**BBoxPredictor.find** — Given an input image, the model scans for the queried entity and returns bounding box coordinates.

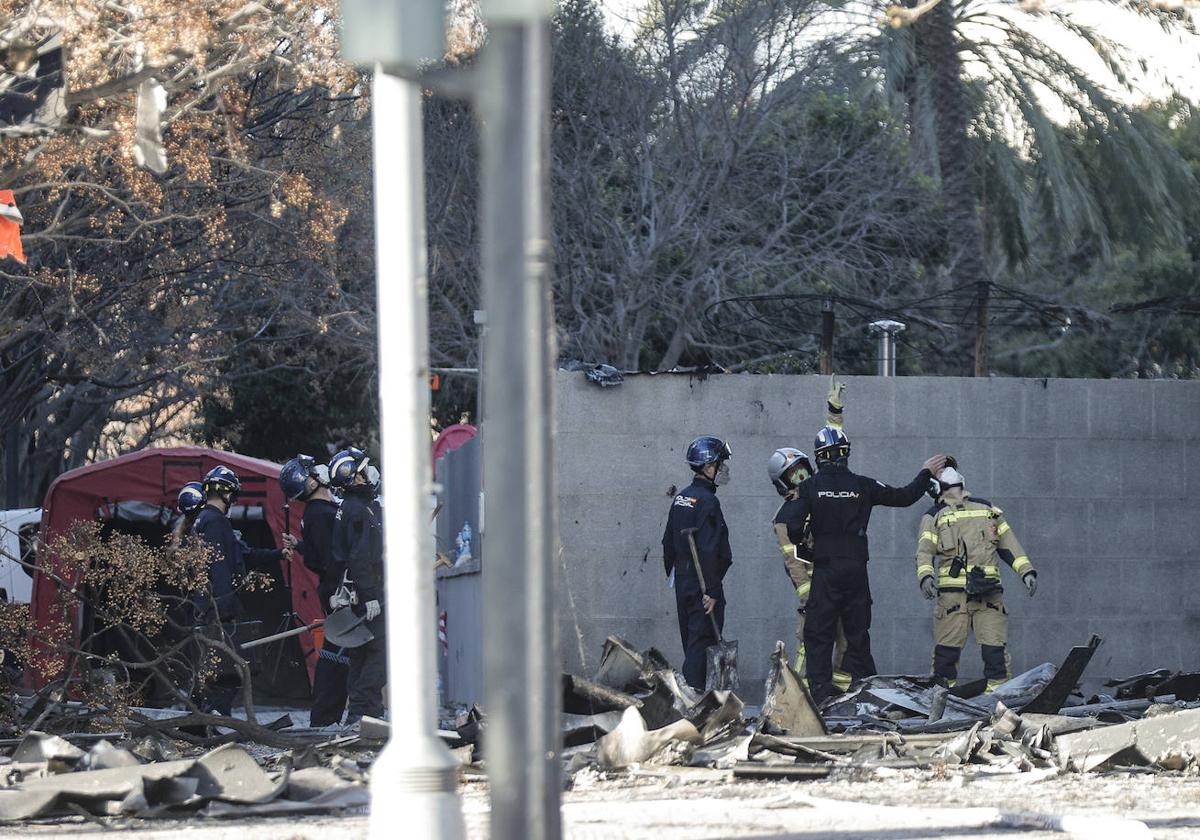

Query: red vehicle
[26,446,322,702]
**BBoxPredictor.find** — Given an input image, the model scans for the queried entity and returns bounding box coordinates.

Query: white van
[0,507,40,603]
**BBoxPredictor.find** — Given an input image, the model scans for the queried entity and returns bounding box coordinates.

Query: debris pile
[470,632,1200,786]
[0,698,386,824]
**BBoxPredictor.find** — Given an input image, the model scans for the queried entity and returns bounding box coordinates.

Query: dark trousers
[803,559,875,704]
[310,639,351,727]
[346,622,387,724]
[674,572,725,692]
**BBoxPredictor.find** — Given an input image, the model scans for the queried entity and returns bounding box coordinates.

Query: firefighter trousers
[803,558,875,704]
[794,610,850,692]
[931,589,1011,688]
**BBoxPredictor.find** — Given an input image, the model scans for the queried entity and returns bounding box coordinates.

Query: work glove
[365,599,381,621]
[827,374,845,413]
[920,576,937,600]
[1022,571,1038,597]
[329,585,353,611]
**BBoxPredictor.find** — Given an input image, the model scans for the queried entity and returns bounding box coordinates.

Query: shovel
[681,527,738,692]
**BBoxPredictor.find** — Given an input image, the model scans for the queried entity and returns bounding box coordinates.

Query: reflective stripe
[796,582,811,599]
[986,679,1004,692]
[1012,556,1032,574]
[936,509,994,525]
[916,564,934,580]
[920,530,937,544]
[996,521,1010,536]
[779,543,794,557]
[832,671,852,690]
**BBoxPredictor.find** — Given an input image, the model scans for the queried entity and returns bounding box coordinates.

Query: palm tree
[859,0,1199,372]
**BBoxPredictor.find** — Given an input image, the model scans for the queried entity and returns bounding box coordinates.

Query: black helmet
[813,426,850,465]
[202,465,241,502]
[685,436,732,470]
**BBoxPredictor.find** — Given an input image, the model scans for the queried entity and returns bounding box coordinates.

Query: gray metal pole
[869,319,905,377]
[478,19,561,840]
[367,67,465,840]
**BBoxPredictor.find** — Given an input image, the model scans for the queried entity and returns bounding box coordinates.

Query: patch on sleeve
[673,495,698,509]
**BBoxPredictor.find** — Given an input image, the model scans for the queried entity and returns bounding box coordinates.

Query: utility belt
[939,564,1002,599]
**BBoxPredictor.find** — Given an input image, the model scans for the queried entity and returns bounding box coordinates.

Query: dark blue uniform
[191,505,282,714]
[775,463,931,703]
[332,489,386,724]
[662,476,732,690]
[296,498,348,726]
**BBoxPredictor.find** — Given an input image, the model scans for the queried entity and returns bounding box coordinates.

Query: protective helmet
[685,436,732,470]
[328,447,370,488]
[279,454,329,501]
[767,447,813,496]
[177,481,207,514]
[813,426,850,464]
[202,465,241,501]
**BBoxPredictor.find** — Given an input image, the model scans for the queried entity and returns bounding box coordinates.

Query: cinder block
[1021,499,1090,558]
[1154,381,1200,441]
[1089,380,1154,439]
[1022,378,1091,438]
[956,379,1024,439]
[1186,441,1200,497]
[1121,439,1185,498]
[1056,439,1121,498]
[990,438,1055,499]
[1088,499,1149,559]
[895,379,956,438]
[835,376,896,437]
[1154,500,1192,557]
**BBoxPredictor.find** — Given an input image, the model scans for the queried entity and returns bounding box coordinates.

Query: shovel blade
[704,640,739,693]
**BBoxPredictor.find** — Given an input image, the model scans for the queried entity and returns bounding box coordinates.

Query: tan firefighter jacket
[915,494,1033,591]
[774,505,814,602]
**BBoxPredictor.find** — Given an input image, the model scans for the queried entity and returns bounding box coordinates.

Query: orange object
[0,190,26,264]
[311,625,325,650]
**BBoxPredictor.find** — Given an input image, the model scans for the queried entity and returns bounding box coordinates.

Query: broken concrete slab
[685,689,745,743]
[759,641,825,737]
[1054,706,1200,772]
[1021,635,1102,715]
[593,636,648,691]
[596,706,702,770]
[563,674,640,715]
[11,732,84,766]
[0,743,282,821]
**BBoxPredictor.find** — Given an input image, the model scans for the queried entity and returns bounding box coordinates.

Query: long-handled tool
[681,527,738,693]
[240,618,323,650]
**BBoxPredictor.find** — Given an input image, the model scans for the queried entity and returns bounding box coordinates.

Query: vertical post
[974,280,989,377]
[869,320,906,377]
[5,424,19,509]
[368,69,465,840]
[478,12,560,840]
[819,299,834,376]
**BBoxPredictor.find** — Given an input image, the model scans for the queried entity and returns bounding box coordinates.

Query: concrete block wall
[555,372,1200,699]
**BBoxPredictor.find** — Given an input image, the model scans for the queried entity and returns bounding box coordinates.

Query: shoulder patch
[673,495,698,509]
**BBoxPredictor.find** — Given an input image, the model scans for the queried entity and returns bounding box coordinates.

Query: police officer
[192,465,291,714]
[280,455,348,727]
[329,447,386,726]
[776,430,944,704]
[662,436,732,691]
[915,464,1036,691]
[765,375,850,688]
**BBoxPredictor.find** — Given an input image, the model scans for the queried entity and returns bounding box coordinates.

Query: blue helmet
[686,436,732,470]
[203,465,241,500]
[280,455,316,500]
[814,427,850,464]
[177,481,207,514]
[328,447,369,488]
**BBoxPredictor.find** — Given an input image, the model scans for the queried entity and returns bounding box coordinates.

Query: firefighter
[766,375,848,690]
[776,430,944,704]
[662,436,732,691]
[280,455,348,727]
[915,464,1037,691]
[329,447,386,726]
[191,465,291,714]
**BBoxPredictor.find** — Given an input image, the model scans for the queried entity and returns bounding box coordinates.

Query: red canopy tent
[27,446,322,694]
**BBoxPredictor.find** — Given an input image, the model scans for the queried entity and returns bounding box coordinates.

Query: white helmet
[767,447,813,496]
